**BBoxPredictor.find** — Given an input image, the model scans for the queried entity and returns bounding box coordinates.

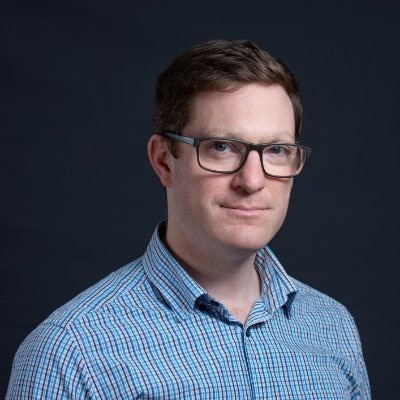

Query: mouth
[220,204,268,216]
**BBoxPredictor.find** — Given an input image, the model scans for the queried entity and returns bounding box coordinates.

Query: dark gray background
[1,1,399,398]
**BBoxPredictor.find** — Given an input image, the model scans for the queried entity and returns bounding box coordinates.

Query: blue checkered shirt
[7,224,371,399]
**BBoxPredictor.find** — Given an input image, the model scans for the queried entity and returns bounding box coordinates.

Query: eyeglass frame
[162,131,312,178]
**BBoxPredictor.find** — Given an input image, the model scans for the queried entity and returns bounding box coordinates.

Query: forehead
[185,83,295,142]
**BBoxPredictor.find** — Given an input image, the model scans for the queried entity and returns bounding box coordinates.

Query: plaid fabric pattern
[7,224,371,399]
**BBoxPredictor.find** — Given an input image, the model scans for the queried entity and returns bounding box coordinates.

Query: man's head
[153,39,302,141]
[148,40,308,265]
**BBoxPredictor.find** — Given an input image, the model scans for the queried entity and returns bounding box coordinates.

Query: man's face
[164,83,295,260]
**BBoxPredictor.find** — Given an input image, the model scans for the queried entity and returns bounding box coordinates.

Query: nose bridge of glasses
[240,143,265,171]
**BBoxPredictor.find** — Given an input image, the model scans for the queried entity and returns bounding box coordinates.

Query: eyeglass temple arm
[164,132,195,146]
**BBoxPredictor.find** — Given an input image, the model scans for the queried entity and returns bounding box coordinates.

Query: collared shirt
[7,224,371,399]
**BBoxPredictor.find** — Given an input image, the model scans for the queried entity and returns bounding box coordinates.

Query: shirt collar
[142,222,298,320]
[142,223,207,320]
[255,246,298,316]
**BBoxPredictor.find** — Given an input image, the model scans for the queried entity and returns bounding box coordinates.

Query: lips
[221,204,267,211]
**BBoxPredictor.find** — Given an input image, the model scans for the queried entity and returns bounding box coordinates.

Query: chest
[77,310,359,399]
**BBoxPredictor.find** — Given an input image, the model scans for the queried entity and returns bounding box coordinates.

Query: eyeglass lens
[198,139,305,176]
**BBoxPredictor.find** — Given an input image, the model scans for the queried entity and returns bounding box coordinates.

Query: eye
[212,141,231,152]
[201,139,245,159]
[208,140,241,153]
[266,145,288,155]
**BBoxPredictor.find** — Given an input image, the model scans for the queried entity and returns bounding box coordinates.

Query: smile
[221,205,267,216]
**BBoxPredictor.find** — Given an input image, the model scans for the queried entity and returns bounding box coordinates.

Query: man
[7,39,371,399]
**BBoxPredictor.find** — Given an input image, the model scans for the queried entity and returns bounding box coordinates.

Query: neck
[164,232,261,324]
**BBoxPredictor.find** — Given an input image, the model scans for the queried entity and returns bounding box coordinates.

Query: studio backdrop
[1,1,399,398]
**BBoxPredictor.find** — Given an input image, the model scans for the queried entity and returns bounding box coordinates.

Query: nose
[231,150,266,193]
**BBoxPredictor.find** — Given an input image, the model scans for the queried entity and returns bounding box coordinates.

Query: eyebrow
[203,129,295,143]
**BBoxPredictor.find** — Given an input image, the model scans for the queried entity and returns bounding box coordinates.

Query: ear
[147,135,173,188]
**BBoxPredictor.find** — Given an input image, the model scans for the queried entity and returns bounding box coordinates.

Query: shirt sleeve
[346,314,372,400]
[357,352,371,400]
[6,322,97,399]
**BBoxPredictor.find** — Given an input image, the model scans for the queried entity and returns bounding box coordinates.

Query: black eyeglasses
[163,132,311,178]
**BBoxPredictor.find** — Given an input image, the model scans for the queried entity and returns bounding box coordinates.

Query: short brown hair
[154,39,302,140]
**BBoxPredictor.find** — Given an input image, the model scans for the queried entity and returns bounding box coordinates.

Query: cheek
[180,178,216,210]
[172,168,207,210]
[278,178,293,195]
[271,180,293,210]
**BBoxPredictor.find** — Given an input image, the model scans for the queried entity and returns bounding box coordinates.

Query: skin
[148,83,295,323]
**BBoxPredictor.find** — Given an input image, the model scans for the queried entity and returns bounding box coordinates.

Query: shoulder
[7,257,149,398]
[15,256,149,356]
[45,257,147,328]
[291,278,356,320]
[16,255,149,343]
[289,278,362,345]
[292,278,351,314]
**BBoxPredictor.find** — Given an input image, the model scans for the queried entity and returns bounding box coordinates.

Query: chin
[220,227,273,253]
